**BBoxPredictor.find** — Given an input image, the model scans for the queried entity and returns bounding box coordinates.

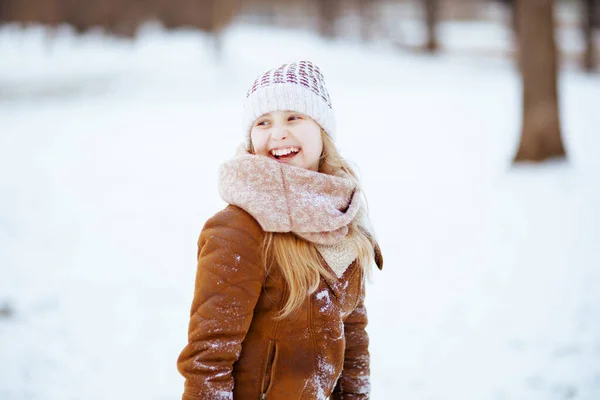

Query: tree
[424,0,439,52]
[513,0,566,163]
[582,0,598,71]
[356,0,371,41]
[317,0,339,39]
[498,0,518,37]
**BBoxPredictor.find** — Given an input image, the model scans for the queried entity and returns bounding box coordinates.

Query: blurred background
[1,0,599,399]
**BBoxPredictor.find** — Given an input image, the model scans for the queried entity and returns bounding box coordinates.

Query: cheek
[250,131,268,154]
[315,138,324,156]
[305,131,323,156]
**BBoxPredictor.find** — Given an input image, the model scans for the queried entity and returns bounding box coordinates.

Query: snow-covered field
[1,16,599,400]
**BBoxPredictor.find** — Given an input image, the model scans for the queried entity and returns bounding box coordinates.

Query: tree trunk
[317,0,338,39]
[582,0,597,71]
[513,0,566,163]
[424,0,439,52]
[504,0,519,66]
[0,0,9,22]
[357,0,375,42]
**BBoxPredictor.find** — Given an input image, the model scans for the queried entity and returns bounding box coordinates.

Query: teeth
[271,147,299,157]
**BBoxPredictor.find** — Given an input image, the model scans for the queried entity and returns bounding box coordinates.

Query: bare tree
[317,0,339,39]
[582,0,598,71]
[498,0,518,37]
[356,0,376,41]
[209,0,238,57]
[513,0,566,162]
[0,0,9,22]
[424,0,439,52]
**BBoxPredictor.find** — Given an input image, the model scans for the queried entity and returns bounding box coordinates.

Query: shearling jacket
[177,205,378,399]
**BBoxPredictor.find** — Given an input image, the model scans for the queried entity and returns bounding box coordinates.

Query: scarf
[218,152,383,276]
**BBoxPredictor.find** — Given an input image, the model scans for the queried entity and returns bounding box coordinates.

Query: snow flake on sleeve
[214,390,233,400]
[352,375,371,395]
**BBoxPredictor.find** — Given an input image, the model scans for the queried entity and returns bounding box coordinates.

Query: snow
[1,12,600,400]
[313,355,337,400]
[316,290,329,302]
[316,289,333,313]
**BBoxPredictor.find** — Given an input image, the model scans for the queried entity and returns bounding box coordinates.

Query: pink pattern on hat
[246,61,332,109]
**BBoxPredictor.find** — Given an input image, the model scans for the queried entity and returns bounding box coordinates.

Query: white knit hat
[243,60,336,141]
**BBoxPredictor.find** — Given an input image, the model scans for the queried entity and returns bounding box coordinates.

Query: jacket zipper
[259,339,277,399]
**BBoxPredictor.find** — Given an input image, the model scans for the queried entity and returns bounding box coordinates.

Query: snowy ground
[1,16,599,400]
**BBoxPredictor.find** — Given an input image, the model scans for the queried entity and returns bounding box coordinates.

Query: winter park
[1,0,600,399]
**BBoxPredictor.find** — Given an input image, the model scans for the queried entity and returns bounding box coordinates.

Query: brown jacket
[177,205,376,400]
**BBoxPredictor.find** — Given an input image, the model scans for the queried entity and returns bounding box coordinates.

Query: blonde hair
[249,131,374,319]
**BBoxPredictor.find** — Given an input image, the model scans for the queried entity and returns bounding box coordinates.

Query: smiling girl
[177,60,383,400]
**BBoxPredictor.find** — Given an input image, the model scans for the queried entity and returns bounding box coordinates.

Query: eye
[256,120,270,127]
[288,115,303,121]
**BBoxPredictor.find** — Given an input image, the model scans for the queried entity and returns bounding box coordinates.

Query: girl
[177,60,383,400]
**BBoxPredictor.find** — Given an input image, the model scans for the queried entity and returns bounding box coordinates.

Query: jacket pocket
[259,339,278,399]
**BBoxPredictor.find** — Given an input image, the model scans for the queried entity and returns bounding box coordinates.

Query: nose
[270,125,288,141]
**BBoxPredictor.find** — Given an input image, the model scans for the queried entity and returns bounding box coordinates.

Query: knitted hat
[243,60,336,141]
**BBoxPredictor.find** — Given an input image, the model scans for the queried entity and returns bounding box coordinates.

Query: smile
[270,147,300,159]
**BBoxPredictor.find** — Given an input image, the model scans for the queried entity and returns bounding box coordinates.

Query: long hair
[249,131,375,319]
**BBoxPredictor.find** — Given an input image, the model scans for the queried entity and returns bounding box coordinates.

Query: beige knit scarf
[218,152,367,277]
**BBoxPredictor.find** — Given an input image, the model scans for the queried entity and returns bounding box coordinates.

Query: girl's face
[250,110,323,172]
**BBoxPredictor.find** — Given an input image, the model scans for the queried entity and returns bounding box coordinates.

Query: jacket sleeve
[177,207,265,400]
[331,286,371,400]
